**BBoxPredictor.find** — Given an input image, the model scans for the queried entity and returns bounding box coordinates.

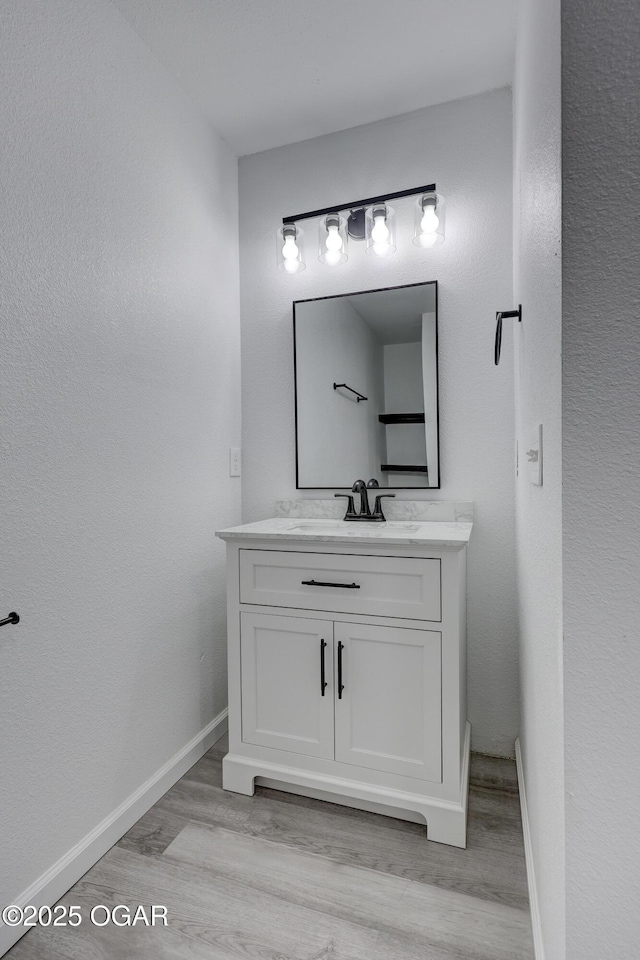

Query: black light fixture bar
[283,183,436,225]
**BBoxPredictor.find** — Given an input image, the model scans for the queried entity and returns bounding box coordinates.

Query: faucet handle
[371,493,396,521]
[334,493,358,520]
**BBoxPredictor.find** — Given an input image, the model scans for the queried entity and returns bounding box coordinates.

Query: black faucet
[334,491,358,519]
[335,480,396,522]
[335,479,368,520]
[351,479,370,518]
[370,492,395,521]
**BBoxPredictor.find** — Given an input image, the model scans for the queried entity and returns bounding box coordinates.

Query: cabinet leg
[222,755,256,796]
[425,806,468,849]
[423,722,471,848]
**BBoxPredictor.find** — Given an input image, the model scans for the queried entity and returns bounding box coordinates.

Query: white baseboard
[0,708,228,958]
[515,738,545,960]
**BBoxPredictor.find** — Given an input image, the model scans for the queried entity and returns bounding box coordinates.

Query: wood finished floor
[8,735,534,959]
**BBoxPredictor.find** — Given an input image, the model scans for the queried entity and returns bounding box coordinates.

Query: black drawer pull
[337,641,345,699]
[320,639,328,696]
[301,579,361,590]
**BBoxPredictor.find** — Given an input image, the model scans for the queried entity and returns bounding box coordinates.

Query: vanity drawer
[239,550,441,621]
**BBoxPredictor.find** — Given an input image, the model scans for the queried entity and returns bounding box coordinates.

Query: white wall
[239,89,518,755]
[512,0,564,957]
[562,0,640,955]
[295,298,385,486]
[0,0,240,925]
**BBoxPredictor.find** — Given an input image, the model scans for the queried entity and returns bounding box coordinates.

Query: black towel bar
[333,382,367,402]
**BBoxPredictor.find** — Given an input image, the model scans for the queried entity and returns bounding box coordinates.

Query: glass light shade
[277,223,305,274]
[413,192,445,247]
[318,213,348,266]
[365,203,396,257]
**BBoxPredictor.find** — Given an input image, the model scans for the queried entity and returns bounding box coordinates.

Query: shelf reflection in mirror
[294,281,439,489]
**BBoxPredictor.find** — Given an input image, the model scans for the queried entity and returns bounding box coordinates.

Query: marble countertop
[216,517,473,548]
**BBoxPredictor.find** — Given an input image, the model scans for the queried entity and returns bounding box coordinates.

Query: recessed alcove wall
[239,88,517,756]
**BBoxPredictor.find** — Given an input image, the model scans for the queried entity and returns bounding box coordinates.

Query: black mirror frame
[293,279,440,490]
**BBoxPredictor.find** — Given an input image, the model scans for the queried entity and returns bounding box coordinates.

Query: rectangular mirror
[294,281,439,489]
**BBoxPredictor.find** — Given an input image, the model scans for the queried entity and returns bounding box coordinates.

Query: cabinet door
[240,612,334,759]
[334,622,442,782]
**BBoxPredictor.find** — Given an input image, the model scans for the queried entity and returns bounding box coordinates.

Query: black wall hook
[494,305,522,365]
[0,612,19,627]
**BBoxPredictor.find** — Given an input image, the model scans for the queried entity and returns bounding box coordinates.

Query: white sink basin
[286,520,422,534]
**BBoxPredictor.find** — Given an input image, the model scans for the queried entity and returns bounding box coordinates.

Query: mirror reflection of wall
[294,281,439,488]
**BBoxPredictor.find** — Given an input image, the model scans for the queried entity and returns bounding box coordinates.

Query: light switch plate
[229,447,241,477]
[526,425,543,486]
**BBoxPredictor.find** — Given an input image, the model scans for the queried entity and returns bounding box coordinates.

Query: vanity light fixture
[413,191,445,248]
[278,182,444,274]
[365,203,396,257]
[318,213,348,266]
[276,222,305,274]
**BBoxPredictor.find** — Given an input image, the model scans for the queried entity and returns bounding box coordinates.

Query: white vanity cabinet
[240,612,335,759]
[240,612,442,779]
[332,620,442,782]
[216,519,472,847]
